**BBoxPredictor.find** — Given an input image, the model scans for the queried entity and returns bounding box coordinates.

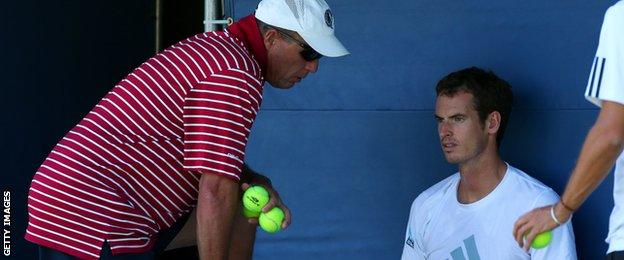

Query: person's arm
[225,164,274,260]
[514,101,624,250]
[560,101,624,214]
[227,203,257,260]
[196,173,239,260]
[183,69,261,259]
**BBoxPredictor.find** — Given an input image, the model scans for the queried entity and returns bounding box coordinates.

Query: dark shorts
[38,213,198,260]
[607,251,624,260]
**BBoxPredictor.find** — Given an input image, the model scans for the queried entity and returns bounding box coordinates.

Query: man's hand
[241,181,292,230]
[513,203,571,251]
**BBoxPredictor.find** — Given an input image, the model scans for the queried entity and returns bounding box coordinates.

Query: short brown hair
[436,67,514,147]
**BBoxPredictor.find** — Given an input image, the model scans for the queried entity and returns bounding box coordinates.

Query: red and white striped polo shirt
[25,15,267,259]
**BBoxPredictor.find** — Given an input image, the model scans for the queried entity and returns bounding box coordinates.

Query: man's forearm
[559,102,624,218]
[227,205,258,260]
[196,173,239,260]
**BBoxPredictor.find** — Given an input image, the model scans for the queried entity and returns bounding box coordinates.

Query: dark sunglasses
[268,26,322,61]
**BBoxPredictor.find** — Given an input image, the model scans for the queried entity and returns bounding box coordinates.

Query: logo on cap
[324,9,333,29]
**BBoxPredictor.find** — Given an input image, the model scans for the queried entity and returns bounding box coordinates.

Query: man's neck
[457,150,507,204]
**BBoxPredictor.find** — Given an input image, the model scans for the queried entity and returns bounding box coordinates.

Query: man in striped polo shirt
[25,0,349,259]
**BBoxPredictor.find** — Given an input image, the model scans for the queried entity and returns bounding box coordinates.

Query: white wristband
[550,205,563,225]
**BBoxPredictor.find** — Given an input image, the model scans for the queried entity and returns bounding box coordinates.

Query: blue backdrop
[1,0,618,259]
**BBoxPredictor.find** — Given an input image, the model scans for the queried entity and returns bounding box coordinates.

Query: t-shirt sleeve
[182,69,256,181]
[401,195,427,260]
[529,190,578,260]
[585,3,624,107]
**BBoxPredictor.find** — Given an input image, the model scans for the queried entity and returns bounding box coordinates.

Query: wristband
[560,199,576,212]
[550,205,563,225]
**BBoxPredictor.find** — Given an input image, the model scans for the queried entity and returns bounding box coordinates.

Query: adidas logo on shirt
[449,235,481,260]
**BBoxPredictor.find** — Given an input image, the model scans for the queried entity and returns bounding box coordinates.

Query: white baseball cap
[255,0,349,57]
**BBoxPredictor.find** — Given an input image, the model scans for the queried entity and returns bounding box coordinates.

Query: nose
[305,59,319,73]
[438,121,452,138]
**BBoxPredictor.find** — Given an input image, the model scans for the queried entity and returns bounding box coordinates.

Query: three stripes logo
[448,235,481,260]
[586,56,607,99]
[405,229,415,249]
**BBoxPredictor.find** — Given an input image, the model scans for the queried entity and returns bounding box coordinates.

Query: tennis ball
[242,186,269,213]
[259,207,285,233]
[242,206,260,218]
[531,231,552,249]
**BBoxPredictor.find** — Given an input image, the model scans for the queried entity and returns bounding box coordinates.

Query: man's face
[264,29,320,89]
[435,91,489,164]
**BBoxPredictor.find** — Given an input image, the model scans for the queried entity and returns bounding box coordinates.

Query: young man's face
[265,30,320,89]
[435,91,489,165]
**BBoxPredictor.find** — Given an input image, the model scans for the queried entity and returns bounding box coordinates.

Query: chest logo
[449,235,481,260]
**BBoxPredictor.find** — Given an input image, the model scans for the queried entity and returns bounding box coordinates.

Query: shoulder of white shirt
[608,1,624,17]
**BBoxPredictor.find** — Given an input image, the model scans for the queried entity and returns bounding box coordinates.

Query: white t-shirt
[584,1,624,254]
[401,164,577,260]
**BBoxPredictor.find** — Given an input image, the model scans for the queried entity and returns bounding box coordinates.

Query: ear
[486,111,501,135]
[262,29,279,49]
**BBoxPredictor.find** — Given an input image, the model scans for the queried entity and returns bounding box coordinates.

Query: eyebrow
[434,113,466,120]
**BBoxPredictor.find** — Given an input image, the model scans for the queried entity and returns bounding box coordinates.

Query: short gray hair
[256,18,298,41]
[256,19,271,34]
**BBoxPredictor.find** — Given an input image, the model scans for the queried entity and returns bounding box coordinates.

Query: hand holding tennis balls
[513,204,568,251]
[240,183,291,233]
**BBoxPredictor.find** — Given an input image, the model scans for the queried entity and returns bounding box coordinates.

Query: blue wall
[238,0,617,259]
[1,0,618,259]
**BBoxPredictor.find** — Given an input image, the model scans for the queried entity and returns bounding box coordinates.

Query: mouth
[441,141,458,152]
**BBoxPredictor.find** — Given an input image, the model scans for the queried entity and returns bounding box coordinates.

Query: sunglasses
[268,26,322,61]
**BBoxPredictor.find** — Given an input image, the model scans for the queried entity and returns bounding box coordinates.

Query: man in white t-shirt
[514,2,624,259]
[401,67,577,259]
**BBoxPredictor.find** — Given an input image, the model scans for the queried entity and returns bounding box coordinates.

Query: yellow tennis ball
[531,231,552,249]
[242,186,269,213]
[259,207,285,233]
[242,206,260,218]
